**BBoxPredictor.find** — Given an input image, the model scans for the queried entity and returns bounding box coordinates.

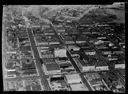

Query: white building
[54,48,67,57]
[68,45,80,51]
[70,83,89,91]
[65,74,82,84]
[115,64,125,69]
[76,58,95,72]
[85,51,96,55]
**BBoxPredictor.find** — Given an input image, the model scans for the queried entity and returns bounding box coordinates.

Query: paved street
[27,27,51,91]
[2,11,8,91]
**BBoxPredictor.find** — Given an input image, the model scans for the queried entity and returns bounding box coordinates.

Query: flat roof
[78,58,95,66]
[59,63,72,67]
[45,63,60,71]
[65,73,81,80]
[95,60,108,66]
[70,83,88,91]
[54,48,67,57]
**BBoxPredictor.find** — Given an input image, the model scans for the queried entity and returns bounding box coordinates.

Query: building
[84,73,109,91]
[65,74,82,84]
[95,60,109,71]
[74,57,95,72]
[35,35,48,46]
[67,45,80,51]
[49,76,69,91]
[63,35,74,44]
[38,48,54,58]
[84,50,96,56]
[70,83,89,91]
[55,58,76,74]
[48,35,60,45]
[54,48,67,58]
[43,61,61,75]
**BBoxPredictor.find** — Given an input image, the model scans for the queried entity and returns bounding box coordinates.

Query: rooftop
[45,63,60,71]
[54,48,67,57]
[70,83,88,91]
[65,73,81,80]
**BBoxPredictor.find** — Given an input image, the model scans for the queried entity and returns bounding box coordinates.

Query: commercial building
[42,59,61,75]
[34,35,48,46]
[84,73,109,91]
[49,75,69,91]
[95,59,109,71]
[38,48,54,58]
[54,48,67,58]
[75,57,95,72]
[48,35,60,45]
[67,45,80,51]
[6,80,25,91]
[24,79,43,91]
[65,73,82,84]
[55,58,76,74]
[70,83,89,91]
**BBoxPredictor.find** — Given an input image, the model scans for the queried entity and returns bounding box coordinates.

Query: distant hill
[4,5,125,24]
[79,4,125,24]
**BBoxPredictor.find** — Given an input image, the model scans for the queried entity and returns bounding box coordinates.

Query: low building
[75,57,95,72]
[70,83,89,91]
[95,60,109,71]
[67,45,80,51]
[43,62,61,75]
[48,35,60,45]
[42,25,50,28]
[114,60,125,69]
[65,74,82,84]
[63,35,74,44]
[38,48,54,58]
[49,76,69,91]
[84,50,96,56]
[35,35,48,46]
[55,58,76,74]
[54,48,67,58]
[84,73,109,91]
[115,64,125,69]
[6,51,17,54]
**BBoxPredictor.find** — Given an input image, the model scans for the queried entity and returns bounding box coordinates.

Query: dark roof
[45,63,60,71]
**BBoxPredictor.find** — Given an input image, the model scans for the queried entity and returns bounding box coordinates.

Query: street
[27,27,51,91]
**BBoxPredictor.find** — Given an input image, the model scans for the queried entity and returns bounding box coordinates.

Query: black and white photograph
[2,3,125,92]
